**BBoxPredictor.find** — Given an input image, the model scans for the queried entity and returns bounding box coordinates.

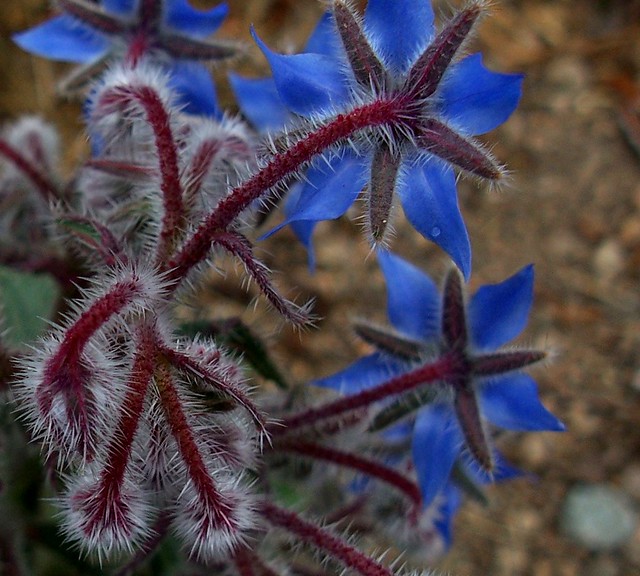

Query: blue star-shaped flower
[315,251,564,504]
[13,0,235,116]
[248,0,523,278]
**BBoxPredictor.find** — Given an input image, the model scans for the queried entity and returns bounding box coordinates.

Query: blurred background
[2,1,640,574]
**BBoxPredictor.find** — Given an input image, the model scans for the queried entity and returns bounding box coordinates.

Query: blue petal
[440,53,524,135]
[465,451,523,484]
[376,250,440,340]
[268,153,367,231]
[283,184,319,272]
[397,160,471,279]
[103,0,135,16]
[313,353,407,395]
[364,0,434,72]
[433,483,462,548]
[413,405,461,506]
[252,28,350,117]
[167,61,219,117]
[229,75,289,132]
[469,264,534,349]
[305,12,340,57]
[13,15,109,63]
[165,1,228,38]
[480,373,566,432]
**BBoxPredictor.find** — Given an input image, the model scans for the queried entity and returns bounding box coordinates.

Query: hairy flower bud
[15,263,167,463]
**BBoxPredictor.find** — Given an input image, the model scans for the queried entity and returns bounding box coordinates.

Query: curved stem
[0,138,60,202]
[258,502,393,576]
[166,98,403,282]
[274,355,454,435]
[275,440,422,512]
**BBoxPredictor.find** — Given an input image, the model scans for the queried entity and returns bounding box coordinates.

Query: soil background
[2,1,640,575]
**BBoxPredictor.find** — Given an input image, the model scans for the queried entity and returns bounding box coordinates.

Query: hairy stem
[275,440,422,512]
[167,98,403,282]
[259,502,393,576]
[274,355,455,435]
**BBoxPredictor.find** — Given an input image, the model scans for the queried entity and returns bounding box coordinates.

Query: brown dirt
[3,1,640,575]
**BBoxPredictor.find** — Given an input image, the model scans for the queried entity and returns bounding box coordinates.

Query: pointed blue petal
[282,184,319,272]
[465,451,523,484]
[480,373,566,432]
[289,219,318,273]
[364,0,434,72]
[376,250,440,340]
[398,160,471,279]
[413,405,461,506]
[313,353,407,395]
[469,264,534,349]
[305,12,340,57]
[433,483,462,548]
[13,15,109,63]
[229,74,289,132]
[167,61,219,117]
[165,1,228,38]
[103,0,135,16]
[252,28,350,117]
[440,53,524,135]
[273,153,367,227]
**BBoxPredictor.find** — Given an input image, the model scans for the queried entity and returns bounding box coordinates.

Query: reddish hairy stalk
[184,138,223,206]
[273,354,455,435]
[258,502,393,576]
[36,275,145,445]
[129,86,185,264]
[166,98,403,282]
[275,440,422,513]
[160,342,268,436]
[212,231,310,326]
[155,361,236,530]
[0,138,60,201]
[84,158,155,180]
[51,277,142,364]
[81,325,155,536]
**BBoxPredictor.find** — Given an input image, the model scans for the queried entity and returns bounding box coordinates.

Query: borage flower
[14,0,236,115]
[251,0,523,277]
[315,251,564,504]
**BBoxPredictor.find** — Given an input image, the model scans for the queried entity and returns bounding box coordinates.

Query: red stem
[160,341,268,435]
[129,85,185,265]
[0,138,60,202]
[274,354,454,435]
[53,277,142,364]
[166,98,403,282]
[275,440,422,513]
[258,502,393,576]
[84,325,156,533]
[156,360,235,528]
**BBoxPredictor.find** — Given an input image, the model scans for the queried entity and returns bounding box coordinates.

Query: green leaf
[0,266,60,346]
[57,217,102,249]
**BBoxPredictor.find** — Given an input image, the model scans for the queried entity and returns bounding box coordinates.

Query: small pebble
[593,239,625,281]
[560,484,638,551]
